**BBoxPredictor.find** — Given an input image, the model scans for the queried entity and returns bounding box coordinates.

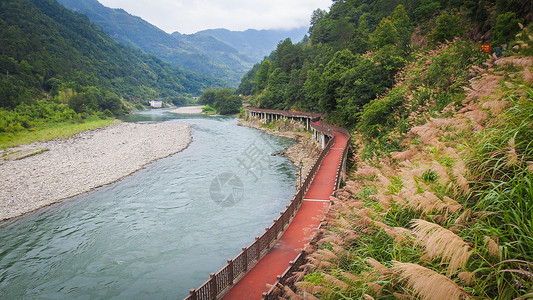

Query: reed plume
[282,285,302,300]
[306,256,334,270]
[341,272,362,283]
[393,262,470,300]
[411,219,472,275]
[457,272,475,285]
[506,138,519,166]
[295,281,322,295]
[483,236,501,257]
[301,292,320,300]
[393,292,415,299]
[318,232,346,246]
[527,161,533,173]
[366,257,392,275]
[322,273,350,292]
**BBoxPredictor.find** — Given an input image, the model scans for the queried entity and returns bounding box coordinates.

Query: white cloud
[97,0,331,34]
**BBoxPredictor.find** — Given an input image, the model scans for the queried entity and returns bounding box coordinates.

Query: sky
[97,0,332,34]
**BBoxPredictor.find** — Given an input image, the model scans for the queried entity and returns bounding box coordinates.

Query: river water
[0,110,297,299]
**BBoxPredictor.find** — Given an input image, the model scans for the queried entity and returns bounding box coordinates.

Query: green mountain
[239,0,532,127]
[0,0,223,115]
[188,27,309,63]
[56,0,308,87]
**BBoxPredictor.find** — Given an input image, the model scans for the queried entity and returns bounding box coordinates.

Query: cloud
[97,0,331,34]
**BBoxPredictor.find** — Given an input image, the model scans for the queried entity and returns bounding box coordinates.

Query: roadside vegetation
[0,117,115,149]
[274,23,533,300]
[230,0,533,299]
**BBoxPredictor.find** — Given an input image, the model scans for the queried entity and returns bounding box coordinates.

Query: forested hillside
[239,0,532,127]
[0,0,221,135]
[235,0,533,299]
[56,0,255,87]
[193,27,308,62]
[56,0,308,87]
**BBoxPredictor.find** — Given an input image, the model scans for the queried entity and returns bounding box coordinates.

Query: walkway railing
[261,124,351,299]
[185,108,349,300]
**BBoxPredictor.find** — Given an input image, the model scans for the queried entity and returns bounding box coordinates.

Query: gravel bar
[0,122,191,221]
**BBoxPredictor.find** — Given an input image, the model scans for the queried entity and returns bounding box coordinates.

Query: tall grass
[463,83,533,297]
[0,117,115,149]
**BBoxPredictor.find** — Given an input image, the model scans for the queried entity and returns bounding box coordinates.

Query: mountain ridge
[57,0,308,87]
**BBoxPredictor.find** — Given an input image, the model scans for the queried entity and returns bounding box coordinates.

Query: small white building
[149,100,163,108]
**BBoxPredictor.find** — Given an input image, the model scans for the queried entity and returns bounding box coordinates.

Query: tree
[199,88,242,115]
[254,59,272,93]
[390,5,412,51]
[428,10,467,43]
[370,18,399,49]
[199,89,216,105]
[217,94,241,115]
[309,8,327,35]
[492,12,523,47]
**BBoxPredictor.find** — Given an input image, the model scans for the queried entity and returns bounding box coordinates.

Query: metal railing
[245,107,327,119]
[185,132,334,300]
[185,109,350,300]
[262,123,351,299]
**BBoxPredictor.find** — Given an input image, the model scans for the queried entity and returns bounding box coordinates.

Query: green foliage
[413,1,441,23]
[0,116,113,149]
[462,84,533,297]
[428,10,468,43]
[0,0,215,116]
[0,99,80,134]
[370,5,411,53]
[492,12,523,47]
[199,88,242,115]
[199,89,216,106]
[510,24,533,56]
[421,169,438,183]
[201,104,217,114]
[358,87,407,137]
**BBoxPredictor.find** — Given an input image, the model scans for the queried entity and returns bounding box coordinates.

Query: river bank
[169,105,205,114]
[0,122,191,221]
[238,117,321,185]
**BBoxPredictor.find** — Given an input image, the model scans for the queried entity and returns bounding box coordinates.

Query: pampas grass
[366,257,392,275]
[322,274,350,292]
[483,236,501,257]
[282,285,302,300]
[457,272,475,284]
[393,262,469,300]
[341,272,362,283]
[411,219,472,275]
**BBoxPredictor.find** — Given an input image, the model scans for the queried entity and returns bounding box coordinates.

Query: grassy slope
[289,36,533,299]
[0,117,115,149]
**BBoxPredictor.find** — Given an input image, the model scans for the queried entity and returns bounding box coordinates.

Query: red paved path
[222,130,348,299]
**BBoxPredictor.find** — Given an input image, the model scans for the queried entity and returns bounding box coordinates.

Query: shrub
[358,86,407,137]
[428,11,467,44]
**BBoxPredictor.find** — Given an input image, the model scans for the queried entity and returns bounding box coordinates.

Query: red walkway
[222,131,348,299]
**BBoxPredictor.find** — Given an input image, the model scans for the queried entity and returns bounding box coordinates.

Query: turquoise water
[0,110,297,299]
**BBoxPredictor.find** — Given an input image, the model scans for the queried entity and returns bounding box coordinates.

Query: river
[0,109,297,299]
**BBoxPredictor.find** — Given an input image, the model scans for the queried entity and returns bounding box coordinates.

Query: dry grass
[411,219,472,275]
[393,262,470,300]
[366,257,392,275]
[457,271,475,285]
[483,236,501,257]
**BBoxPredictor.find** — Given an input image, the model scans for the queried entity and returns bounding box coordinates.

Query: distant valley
[57,0,308,87]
